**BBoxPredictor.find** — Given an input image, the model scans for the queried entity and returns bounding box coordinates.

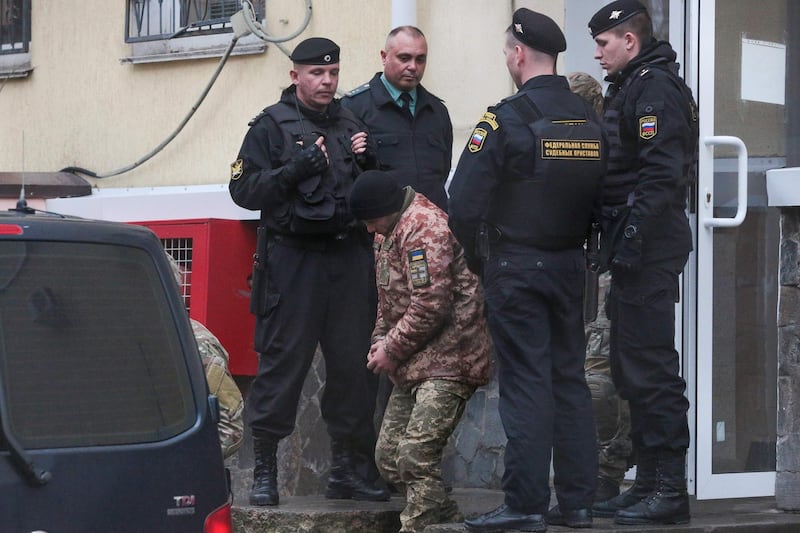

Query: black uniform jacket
[342,73,453,211]
[448,75,605,269]
[230,86,374,235]
[602,40,696,265]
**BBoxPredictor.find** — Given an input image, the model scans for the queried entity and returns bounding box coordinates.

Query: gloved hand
[611,235,643,272]
[279,143,328,188]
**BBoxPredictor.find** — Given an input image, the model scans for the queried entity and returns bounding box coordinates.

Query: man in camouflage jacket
[349,170,492,533]
[191,319,244,459]
[166,252,244,459]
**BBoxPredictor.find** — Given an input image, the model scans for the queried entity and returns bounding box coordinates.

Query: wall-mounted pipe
[392,0,416,28]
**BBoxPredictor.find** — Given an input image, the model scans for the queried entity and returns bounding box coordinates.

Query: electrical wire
[62,0,314,179]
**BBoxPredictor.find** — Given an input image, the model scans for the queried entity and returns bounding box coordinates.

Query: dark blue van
[0,210,232,533]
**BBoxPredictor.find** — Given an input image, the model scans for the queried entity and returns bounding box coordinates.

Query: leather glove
[611,234,643,272]
[279,143,328,188]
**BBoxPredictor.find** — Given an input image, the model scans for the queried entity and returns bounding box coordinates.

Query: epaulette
[248,107,271,126]
[344,83,371,98]
[494,91,525,110]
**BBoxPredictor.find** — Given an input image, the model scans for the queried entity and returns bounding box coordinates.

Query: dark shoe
[593,449,657,518]
[440,498,465,523]
[614,449,690,525]
[249,435,279,506]
[325,440,390,501]
[594,476,620,503]
[547,505,592,528]
[464,504,546,532]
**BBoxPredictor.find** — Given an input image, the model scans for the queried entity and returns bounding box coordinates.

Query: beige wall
[0,1,561,190]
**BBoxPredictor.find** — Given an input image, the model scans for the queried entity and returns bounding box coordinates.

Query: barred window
[0,0,30,77]
[0,0,30,55]
[126,0,263,43]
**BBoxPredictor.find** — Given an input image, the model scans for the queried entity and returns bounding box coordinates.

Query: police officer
[341,26,453,212]
[229,37,388,506]
[449,9,605,532]
[588,0,697,526]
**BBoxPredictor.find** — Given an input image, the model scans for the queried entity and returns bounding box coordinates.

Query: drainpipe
[392,0,416,28]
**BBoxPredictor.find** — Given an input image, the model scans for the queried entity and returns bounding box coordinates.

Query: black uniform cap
[290,37,340,65]
[510,8,566,55]
[589,0,648,37]
[349,170,405,221]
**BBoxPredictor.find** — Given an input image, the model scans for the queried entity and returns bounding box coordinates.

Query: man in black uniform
[588,0,697,526]
[229,37,388,507]
[449,9,605,532]
[341,25,453,212]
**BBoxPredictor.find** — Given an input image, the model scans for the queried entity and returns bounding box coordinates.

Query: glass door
[690,0,795,499]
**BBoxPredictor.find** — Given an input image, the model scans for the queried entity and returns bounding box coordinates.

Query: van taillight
[204,502,232,533]
[0,224,23,235]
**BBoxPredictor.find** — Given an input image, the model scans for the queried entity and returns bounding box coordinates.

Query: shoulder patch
[344,83,371,98]
[230,159,243,181]
[639,115,657,139]
[468,127,488,153]
[408,249,430,287]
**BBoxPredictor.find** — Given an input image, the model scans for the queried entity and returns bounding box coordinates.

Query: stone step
[232,489,800,533]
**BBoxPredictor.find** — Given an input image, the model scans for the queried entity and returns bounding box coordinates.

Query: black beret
[349,171,405,221]
[589,0,648,37]
[511,8,566,55]
[290,37,340,65]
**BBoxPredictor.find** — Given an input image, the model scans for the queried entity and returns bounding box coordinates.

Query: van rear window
[0,241,195,448]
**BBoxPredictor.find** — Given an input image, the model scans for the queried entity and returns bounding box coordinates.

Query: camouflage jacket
[191,319,244,459]
[373,189,492,388]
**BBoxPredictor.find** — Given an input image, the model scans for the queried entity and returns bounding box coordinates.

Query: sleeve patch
[408,249,430,287]
[230,159,243,180]
[639,116,657,139]
[468,127,488,153]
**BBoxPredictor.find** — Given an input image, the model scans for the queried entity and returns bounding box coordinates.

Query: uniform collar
[379,73,418,111]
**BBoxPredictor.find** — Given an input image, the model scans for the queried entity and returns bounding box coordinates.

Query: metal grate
[162,237,193,312]
[126,0,265,43]
[0,0,30,55]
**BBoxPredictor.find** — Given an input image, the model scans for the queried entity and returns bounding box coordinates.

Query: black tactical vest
[263,102,363,235]
[487,93,606,250]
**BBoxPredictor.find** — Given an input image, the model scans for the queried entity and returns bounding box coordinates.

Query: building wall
[0,1,572,190]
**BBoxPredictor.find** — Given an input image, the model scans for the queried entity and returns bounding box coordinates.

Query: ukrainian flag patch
[408,249,430,287]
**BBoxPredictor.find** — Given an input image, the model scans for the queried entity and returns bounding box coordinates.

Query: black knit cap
[349,170,405,221]
[589,0,648,37]
[290,37,340,65]
[511,8,566,55]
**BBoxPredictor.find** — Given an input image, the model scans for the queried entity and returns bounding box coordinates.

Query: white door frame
[689,0,775,499]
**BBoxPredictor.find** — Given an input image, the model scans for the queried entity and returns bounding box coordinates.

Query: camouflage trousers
[375,379,475,533]
[585,278,632,484]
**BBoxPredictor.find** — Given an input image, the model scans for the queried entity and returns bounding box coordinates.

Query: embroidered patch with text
[639,116,657,139]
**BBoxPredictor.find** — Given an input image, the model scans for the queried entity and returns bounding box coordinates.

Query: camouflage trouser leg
[586,371,632,484]
[375,379,474,533]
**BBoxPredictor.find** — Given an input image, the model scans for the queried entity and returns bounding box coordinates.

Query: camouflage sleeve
[192,320,244,459]
[205,363,245,458]
[384,210,454,361]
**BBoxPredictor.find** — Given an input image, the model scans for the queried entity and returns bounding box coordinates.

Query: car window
[0,240,195,449]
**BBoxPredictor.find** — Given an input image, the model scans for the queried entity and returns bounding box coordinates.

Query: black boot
[615,449,690,525]
[249,434,279,506]
[593,448,656,517]
[325,440,390,501]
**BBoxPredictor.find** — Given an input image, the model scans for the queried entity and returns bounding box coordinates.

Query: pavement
[231,488,800,532]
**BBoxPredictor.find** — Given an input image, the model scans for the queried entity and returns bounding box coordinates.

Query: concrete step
[231,488,800,532]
